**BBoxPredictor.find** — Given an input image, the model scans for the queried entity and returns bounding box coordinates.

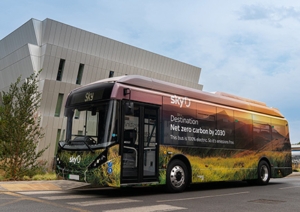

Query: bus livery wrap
[56,75,292,192]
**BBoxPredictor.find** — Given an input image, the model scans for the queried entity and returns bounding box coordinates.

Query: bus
[56,75,292,192]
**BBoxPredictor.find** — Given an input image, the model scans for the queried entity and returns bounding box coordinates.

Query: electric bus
[56,75,292,192]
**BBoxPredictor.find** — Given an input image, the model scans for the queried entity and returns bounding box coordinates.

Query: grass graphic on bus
[159,145,291,183]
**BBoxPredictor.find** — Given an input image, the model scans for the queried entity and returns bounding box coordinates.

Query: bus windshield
[58,100,118,150]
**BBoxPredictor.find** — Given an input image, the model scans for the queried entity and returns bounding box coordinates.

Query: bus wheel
[257,161,270,185]
[166,159,188,193]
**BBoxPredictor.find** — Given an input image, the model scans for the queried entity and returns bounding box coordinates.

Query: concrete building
[0,18,202,167]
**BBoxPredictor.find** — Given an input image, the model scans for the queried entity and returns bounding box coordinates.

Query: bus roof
[95,75,284,118]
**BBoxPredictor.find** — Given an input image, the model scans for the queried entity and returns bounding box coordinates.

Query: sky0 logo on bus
[85,92,94,102]
[170,95,191,108]
[69,155,81,164]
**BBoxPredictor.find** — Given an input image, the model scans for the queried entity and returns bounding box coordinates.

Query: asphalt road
[0,175,299,212]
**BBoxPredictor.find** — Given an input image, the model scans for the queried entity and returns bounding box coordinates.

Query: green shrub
[22,176,31,181]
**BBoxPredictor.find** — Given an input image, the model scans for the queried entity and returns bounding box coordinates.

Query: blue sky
[1,0,299,143]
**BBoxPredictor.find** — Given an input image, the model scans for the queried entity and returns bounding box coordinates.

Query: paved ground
[0,180,90,192]
[0,172,299,192]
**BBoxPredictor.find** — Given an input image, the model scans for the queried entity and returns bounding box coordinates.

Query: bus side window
[124,129,137,146]
[271,118,289,151]
[253,115,271,150]
[216,107,234,148]
[234,111,253,149]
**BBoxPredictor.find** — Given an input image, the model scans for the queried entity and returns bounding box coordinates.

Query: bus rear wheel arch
[166,159,190,193]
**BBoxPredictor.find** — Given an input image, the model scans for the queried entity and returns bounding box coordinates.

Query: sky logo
[170,95,191,108]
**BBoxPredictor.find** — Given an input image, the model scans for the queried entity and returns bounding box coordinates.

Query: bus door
[121,102,159,183]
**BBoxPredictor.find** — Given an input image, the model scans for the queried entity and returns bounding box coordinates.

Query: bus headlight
[88,150,108,169]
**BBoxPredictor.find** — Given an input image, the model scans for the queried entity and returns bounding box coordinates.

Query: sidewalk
[0,180,89,192]
[0,172,299,192]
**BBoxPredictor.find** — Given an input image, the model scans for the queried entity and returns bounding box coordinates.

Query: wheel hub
[170,165,185,188]
[260,165,269,182]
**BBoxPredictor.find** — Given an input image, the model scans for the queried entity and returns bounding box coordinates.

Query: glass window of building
[76,63,84,85]
[54,93,64,117]
[56,59,66,81]
[109,70,114,78]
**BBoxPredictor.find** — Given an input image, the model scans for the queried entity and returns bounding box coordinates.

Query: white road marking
[68,198,142,206]
[103,204,186,212]
[41,195,97,200]
[17,191,66,195]
[157,191,250,203]
[279,186,300,190]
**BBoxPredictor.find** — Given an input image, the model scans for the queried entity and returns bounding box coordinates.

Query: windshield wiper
[59,136,95,153]
[83,136,95,153]
[59,139,69,149]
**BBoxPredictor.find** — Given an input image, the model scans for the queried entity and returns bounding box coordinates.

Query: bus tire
[256,160,270,185]
[166,159,188,193]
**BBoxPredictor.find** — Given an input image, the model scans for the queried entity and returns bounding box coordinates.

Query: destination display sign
[68,83,114,106]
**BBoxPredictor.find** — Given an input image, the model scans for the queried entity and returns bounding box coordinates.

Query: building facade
[0,18,202,167]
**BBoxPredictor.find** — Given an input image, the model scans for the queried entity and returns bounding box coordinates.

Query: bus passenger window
[252,115,271,150]
[124,129,137,146]
[216,108,234,147]
[234,111,253,149]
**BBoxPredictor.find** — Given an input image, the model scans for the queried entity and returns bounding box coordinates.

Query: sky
[0,0,299,143]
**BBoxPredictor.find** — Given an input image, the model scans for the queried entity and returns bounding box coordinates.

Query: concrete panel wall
[40,19,202,89]
[0,19,39,59]
[0,44,35,90]
[0,18,203,166]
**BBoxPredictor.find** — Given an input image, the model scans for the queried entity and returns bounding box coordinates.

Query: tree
[0,71,48,180]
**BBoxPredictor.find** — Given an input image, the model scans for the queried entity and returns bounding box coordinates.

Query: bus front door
[121,103,159,184]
